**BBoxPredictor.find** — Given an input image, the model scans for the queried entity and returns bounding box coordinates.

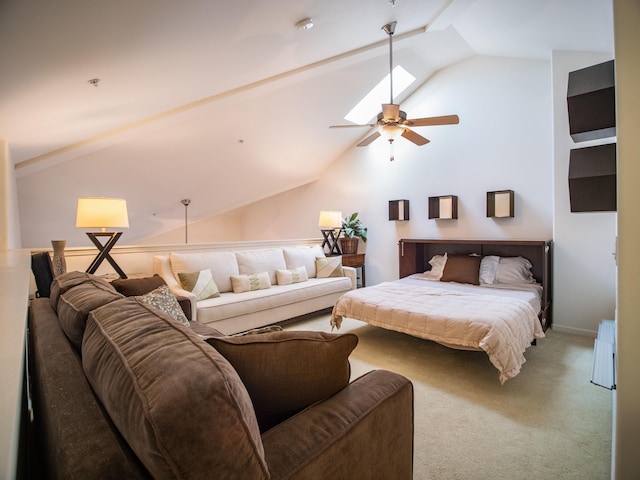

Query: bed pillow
[423,254,447,280]
[316,256,344,278]
[440,254,481,285]
[206,331,358,432]
[231,272,272,293]
[495,256,536,284]
[276,266,308,285]
[177,269,220,301]
[479,255,500,285]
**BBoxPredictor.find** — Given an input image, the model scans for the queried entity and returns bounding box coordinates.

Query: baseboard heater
[591,319,616,389]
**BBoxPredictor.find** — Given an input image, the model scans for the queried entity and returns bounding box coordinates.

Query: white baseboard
[551,323,597,337]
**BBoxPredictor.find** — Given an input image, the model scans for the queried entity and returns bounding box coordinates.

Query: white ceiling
[0,0,614,244]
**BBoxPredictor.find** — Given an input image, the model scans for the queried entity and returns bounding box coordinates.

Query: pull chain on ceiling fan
[330,21,459,161]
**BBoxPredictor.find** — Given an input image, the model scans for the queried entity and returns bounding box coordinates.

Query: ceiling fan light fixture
[379,124,405,142]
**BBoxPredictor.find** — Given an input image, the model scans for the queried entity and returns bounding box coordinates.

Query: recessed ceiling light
[87,78,100,87]
[295,17,314,30]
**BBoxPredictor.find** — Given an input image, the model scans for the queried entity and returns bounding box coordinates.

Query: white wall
[0,140,21,250]
[173,55,555,285]
[551,51,616,336]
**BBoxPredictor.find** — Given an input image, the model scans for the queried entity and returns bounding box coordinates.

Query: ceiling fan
[330,21,459,160]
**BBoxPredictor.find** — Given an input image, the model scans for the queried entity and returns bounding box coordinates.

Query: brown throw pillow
[207,331,358,432]
[111,274,166,296]
[440,254,481,285]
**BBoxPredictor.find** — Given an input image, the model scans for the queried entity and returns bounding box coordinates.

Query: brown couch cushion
[207,331,358,432]
[50,271,114,312]
[440,254,482,285]
[110,274,166,296]
[57,281,123,350]
[82,298,268,479]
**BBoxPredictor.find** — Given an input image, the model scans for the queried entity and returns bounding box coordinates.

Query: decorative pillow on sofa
[235,249,287,286]
[111,274,166,296]
[206,331,358,432]
[230,271,272,293]
[276,266,308,286]
[282,245,325,278]
[177,269,220,301]
[137,285,190,327]
[440,254,481,285]
[315,256,344,278]
[170,251,238,293]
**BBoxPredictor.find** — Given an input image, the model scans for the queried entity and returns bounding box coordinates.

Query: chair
[31,252,54,298]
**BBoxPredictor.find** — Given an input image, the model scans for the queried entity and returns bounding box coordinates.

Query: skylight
[344,66,416,124]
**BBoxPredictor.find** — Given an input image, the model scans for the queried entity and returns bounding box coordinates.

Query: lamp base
[85,232,127,279]
[320,229,342,256]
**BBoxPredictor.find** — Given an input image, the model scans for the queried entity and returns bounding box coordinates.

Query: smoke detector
[295,18,314,30]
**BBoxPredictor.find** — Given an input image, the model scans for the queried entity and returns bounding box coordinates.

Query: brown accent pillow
[111,274,166,296]
[207,331,358,432]
[440,254,481,285]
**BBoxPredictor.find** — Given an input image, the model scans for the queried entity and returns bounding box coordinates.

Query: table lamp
[318,210,343,256]
[76,197,129,278]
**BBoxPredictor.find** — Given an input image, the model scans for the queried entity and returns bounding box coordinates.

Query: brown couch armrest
[261,369,413,480]
[175,295,192,321]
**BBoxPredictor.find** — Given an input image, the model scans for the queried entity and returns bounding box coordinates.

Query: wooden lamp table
[341,253,366,287]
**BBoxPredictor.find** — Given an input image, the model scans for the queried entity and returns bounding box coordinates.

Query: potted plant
[340,212,367,254]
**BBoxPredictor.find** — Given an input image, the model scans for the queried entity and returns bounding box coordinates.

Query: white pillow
[495,256,536,284]
[423,253,447,280]
[276,266,309,285]
[479,255,500,285]
[283,245,325,278]
[230,271,272,293]
[170,251,238,293]
[235,249,287,286]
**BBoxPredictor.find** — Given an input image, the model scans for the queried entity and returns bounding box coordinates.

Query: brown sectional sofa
[28,271,414,479]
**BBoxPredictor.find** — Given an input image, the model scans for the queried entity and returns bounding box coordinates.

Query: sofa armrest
[342,266,357,290]
[261,369,413,480]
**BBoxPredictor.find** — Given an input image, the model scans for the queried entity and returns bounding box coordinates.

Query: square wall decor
[487,190,514,217]
[389,200,410,221]
[428,195,458,219]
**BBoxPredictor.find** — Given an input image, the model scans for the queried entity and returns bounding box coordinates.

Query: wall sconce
[318,210,343,256]
[76,197,129,278]
[389,200,410,220]
[428,195,458,219]
[487,190,514,218]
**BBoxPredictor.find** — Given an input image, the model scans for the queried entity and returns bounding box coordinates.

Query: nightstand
[341,253,366,287]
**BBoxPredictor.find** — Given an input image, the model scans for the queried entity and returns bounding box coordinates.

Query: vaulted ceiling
[0,0,613,246]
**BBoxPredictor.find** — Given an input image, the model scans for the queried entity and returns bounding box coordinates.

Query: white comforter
[331,281,545,383]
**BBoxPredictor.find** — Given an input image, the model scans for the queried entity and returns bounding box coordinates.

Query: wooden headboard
[398,239,553,329]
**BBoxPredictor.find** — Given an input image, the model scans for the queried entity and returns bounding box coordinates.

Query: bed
[331,239,552,383]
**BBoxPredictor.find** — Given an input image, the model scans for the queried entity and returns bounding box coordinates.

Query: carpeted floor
[285,314,612,480]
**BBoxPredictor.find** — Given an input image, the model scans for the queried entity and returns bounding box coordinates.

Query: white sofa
[153,245,356,335]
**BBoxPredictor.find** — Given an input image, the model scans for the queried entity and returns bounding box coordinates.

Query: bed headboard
[398,239,553,329]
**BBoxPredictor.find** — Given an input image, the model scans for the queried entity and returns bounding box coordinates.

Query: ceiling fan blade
[329,124,376,129]
[382,103,401,120]
[406,114,460,127]
[401,128,430,146]
[357,131,381,147]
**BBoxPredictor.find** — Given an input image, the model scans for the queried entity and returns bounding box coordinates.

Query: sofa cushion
[111,274,166,296]
[283,245,325,278]
[170,251,239,293]
[137,285,190,327]
[57,281,124,351]
[316,256,344,278]
[82,298,268,479]
[276,266,308,285]
[207,331,358,432]
[50,271,114,312]
[231,271,272,293]
[177,269,220,300]
[235,248,287,286]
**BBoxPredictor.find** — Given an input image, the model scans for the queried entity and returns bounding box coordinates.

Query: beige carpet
[285,314,612,480]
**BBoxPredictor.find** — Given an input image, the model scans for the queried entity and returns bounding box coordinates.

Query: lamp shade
[76,197,129,230]
[318,211,342,228]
